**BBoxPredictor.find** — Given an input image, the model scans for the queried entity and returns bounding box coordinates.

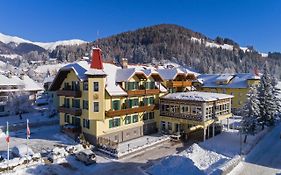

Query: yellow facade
[57,68,165,144]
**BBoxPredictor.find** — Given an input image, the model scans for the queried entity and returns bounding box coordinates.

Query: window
[143,112,154,121]
[126,82,139,90]
[83,119,90,129]
[180,105,189,113]
[196,107,202,114]
[143,98,148,106]
[64,114,70,123]
[131,98,139,107]
[143,112,149,121]
[72,116,80,127]
[132,115,138,123]
[149,112,154,120]
[93,82,99,91]
[109,118,121,128]
[168,122,172,130]
[145,81,155,89]
[83,100,88,110]
[125,116,132,125]
[192,107,197,114]
[93,102,99,112]
[112,100,120,110]
[72,99,80,108]
[83,81,88,91]
[149,97,154,104]
[72,81,80,91]
[64,98,70,108]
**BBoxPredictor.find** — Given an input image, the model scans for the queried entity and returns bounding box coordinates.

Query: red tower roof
[90,47,103,69]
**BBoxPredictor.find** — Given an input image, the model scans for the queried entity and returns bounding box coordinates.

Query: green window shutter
[129,99,133,108]
[109,120,113,128]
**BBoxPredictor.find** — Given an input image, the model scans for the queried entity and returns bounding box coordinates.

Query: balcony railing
[160,111,203,121]
[105,104,157,117]
[166,81,192,88]
[58,106,82,116]
[57,90,82,98]
[127,89,160,96]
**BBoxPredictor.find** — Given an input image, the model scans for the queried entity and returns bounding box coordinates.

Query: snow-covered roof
[116,68,146,82]
[52,61,168,96]
[162,91,233,102]
[198,73,260,88]
[0,74,19,86]
[157,68,185,80]
[61,61,89,80]
[21,75,43,91]
[0,74,43,92]
[103,63,127,96]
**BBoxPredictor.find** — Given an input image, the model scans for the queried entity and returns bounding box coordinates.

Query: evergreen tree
[258,62,275,128]
[242,85,260,143]
[272,77,281,115]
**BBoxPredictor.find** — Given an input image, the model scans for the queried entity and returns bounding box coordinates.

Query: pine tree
[258,62,275,128]
[242,85,260,143]
[272,77,281,115]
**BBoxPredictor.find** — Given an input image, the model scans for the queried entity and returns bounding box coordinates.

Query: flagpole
[26,119,29,165]
[7,121,9,172]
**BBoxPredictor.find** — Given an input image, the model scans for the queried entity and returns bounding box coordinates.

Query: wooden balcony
[160,111,203,121]
[57,90,82,98]
[145,89,160,95]
[105,104,157,117]
[127,89,160,96]
[58,106,82,116]
[127,90,145,96]
[166,81,192,88]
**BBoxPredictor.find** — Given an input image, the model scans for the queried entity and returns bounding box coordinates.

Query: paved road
[91,141,191,175]
[229,123,281,175]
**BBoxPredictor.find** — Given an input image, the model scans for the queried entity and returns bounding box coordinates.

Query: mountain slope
[1,24,281,79]
[0,32,86,53]
[50,24,281,77]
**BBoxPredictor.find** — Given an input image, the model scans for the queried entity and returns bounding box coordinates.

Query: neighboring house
[193,73,260,113]
[42,76,59,108]
[49,48,168,145]
[0,74,43,116]
[159,91,233,141]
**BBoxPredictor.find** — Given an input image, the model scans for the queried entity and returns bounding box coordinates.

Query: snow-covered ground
[147,127,270,175]
[229,123,281,175]
[0,111,57,131]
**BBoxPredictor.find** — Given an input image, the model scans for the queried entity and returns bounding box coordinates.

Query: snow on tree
[241,85,260,143]
[7,91,33,115]
[258,62,275,128]
[271,77,281,115]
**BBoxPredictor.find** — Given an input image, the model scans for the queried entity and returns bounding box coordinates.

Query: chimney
[121,58,128,69]
[90,47,103,69]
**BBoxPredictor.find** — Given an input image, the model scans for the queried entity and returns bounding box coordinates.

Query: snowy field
[147,127,270,175]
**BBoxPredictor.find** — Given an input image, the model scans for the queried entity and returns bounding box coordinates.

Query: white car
[75,149,96,165]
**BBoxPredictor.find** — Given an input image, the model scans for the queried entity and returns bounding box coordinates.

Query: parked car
[75,149,96,165]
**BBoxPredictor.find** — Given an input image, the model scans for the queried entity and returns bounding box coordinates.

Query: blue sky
[0,0,280,52]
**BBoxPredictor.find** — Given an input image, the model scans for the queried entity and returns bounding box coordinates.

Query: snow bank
[181,144,229,172]
[147,143,229,175]
[148,155,205,175]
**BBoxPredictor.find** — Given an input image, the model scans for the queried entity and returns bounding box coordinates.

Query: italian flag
[27,119,30,139]
[6,122,9,143]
